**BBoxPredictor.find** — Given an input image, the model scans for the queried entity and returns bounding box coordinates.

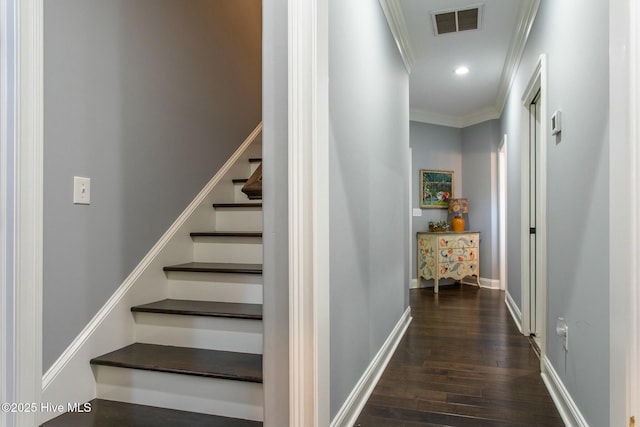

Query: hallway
[355,285,564,426]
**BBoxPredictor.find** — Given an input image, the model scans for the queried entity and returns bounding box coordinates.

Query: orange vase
[451,215,465,232]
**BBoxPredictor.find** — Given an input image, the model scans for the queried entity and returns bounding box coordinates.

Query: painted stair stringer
[40,122,263,425]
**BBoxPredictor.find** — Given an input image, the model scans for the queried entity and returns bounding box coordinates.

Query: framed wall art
[419,169,453,208]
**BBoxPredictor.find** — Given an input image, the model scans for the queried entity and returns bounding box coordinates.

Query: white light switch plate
[73,176,91,204]
[412,208,422,217]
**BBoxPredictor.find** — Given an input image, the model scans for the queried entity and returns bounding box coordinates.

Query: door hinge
[630,415,635,427]
[530,227,536,234]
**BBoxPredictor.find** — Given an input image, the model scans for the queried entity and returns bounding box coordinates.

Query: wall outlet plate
[551,110,562,135]
[556,317,568,351]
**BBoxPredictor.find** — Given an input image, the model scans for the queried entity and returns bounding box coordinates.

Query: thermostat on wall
[551,110,562,135]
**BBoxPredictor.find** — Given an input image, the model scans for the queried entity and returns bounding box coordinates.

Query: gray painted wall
[43,0,261,370]
[461,120,501,281]
[500,0,609,424]
[410,121,462,282]
[262,0,289,425]
[329,0,410,418]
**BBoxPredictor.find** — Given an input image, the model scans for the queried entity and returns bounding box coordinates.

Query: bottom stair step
[90,343,262,383]
[40,398,262,427]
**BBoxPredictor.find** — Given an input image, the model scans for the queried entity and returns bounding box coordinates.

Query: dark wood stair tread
[90,343,262,383]
[163,262,262,274]
[212,203,262,208]
[40,398,262,427]
[248,158,262,163]
[190,231,262,238]
[132,299,262,319]
[232,178,249,184]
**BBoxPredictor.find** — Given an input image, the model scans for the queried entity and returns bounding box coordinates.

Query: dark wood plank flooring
[41,399,262,427]
[354,284,564,427]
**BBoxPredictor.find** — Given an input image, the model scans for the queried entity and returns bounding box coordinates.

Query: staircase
[42,155,264,426]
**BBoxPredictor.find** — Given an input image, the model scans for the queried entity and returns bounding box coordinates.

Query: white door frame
[609,1,640,425]
[287,0,330,426]
[520,55,547,358]
[2,0,44,426]
[498,135,507,292]
[0,0,14,421]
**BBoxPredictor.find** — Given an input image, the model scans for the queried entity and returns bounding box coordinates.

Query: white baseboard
[505,291,522,334]
[479,277,500,289]
[330,306,412,427]
[541,355,589,427]
[409,278,418,289]
[40,124,263,423]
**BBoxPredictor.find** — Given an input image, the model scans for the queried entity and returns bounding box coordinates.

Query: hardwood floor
[354,284,564,427]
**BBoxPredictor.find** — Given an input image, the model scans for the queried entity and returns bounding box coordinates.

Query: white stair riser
[233,182,252,203]
[167,272,263,304]
[94,366,263,421]
[215,209,262,232]
[193,238,263,264]
[134,313,263,354]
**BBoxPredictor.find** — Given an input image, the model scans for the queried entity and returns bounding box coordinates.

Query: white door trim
[609,1,639,425]
[498,135,507,292]
[6,0,44,426]
[632,0,640,422]
[287,0,330,426]
[0,0,15,422]
[520,55,548,359]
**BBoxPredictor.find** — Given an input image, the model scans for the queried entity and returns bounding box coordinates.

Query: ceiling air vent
[433,4,483,36]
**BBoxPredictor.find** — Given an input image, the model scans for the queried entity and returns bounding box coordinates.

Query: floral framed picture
[420,169,453,208]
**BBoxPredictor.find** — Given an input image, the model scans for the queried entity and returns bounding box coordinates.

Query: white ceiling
[385,0,538,128]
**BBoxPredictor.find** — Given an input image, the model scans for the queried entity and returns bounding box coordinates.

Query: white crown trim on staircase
[378,0,415,74]
[41,122,263,422]
[330,306,412,427]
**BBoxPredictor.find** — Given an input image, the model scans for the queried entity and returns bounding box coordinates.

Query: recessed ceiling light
[455,66,469,76]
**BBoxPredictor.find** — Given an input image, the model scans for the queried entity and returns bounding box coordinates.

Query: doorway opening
[529,88,541,342]
[520,55,547,355]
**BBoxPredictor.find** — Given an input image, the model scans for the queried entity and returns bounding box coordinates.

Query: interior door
[529,89,541,339]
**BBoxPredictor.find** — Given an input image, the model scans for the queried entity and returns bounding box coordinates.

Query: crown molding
[379,0,415,74]
[460,106,501,128]
[410,106,500,129]
[495,0,540,115]
[410,109,463,128]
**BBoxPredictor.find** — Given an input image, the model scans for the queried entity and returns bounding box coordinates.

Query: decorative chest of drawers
[417,231,480,293]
